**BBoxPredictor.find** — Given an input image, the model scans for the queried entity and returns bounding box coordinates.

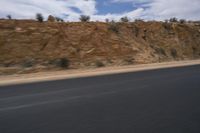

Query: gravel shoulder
[1,59,200,86]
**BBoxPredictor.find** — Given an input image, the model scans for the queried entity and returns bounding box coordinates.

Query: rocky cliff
[0,19,200,74]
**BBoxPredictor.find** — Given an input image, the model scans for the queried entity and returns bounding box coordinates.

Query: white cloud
[92,8,144,21]
[111,0,149,3]
[0,0,145,21]
[0,0,199,21]
[145,0,200,20]
[64,0,97,15]
[0,0,96,21]
[111,0,200,20]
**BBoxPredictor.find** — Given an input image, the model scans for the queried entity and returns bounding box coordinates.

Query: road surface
[0,65,200,133]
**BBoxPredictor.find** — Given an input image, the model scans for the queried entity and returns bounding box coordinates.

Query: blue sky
[0,0,200,21]
[96,0,135,14]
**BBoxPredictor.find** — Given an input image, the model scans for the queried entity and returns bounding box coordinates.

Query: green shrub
[58,58,70,68]
[163,22,172,31]
[170,48,177,58]
[132,25,139,37]
[179,19,186,24]
[55,17,64,22]
[120,16,129,22]
[108,21,119,33]
[124,57,134,65]
[79,15,90,22]
[169,17,178,23]
[36,13,44,22]
[105,18,109,23]
[7,15,12,20]
[50,58,70,69]
[22,59,35,68]
[95,60,105,67]
[155,47,166,56]
[134,19,144,22]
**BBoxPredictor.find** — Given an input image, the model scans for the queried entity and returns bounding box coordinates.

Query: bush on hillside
[163,22,172,31]
[132,25,139,37]
[134,19,144,22]
[22,59,35,68]
[55,17,64,22]
[179,19,186,24]
[155,47,166,56]
[57,58,70,68]
[108,21,119,33]
[170,48,177,58]
[120,16,129,22]
[36,13,44,22]
[49,58,70,69]
[95,60,105,67]
[169,17,178,23]
[79,15,90,22]
[105,18,109,23]
[7,15,12,20]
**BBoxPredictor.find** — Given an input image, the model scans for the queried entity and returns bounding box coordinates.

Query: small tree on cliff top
[36,13,44,22]
[79,15,90,22]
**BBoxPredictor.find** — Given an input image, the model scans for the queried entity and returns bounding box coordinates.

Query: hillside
[0,19,200,75]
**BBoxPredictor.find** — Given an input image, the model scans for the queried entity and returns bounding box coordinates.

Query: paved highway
[0,65,200,133]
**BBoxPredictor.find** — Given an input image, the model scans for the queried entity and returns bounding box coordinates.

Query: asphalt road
[0,65,200,133]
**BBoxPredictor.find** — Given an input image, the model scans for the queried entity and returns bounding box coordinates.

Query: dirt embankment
[0,19,200,75]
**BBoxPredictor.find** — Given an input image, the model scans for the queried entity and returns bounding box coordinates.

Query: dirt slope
[0,19,200,74]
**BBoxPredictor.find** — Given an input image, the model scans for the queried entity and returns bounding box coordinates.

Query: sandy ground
[0,59,200,86]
